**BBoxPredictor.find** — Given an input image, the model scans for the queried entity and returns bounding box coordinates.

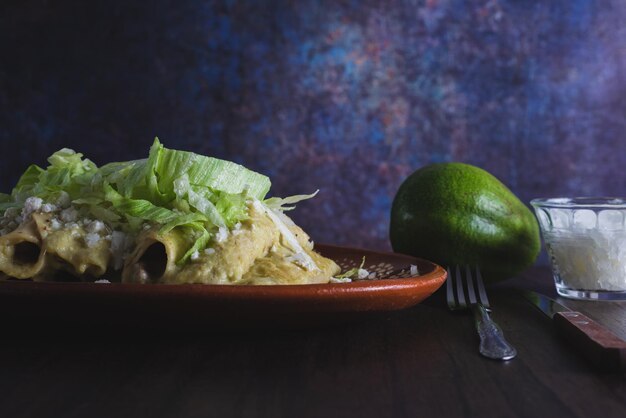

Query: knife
[521,290,626,371]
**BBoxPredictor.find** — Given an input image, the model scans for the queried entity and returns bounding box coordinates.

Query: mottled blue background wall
[1,0,625,251]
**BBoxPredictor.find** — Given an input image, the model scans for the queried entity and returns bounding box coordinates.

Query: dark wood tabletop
[1,266,625,418]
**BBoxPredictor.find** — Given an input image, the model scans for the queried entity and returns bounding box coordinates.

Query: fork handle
[472,304,517,360]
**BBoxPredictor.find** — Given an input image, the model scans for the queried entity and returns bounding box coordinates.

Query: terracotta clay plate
[0,244,446,331]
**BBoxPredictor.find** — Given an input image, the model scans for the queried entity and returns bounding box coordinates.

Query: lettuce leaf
[173,174,226,228]
[143,138,271,203]
[103,183,180,224]
[264,190,319,211]
[177,226,211,265]
[334,257,366,279]
[0,193,17,212]
[11,164,45,202]
[1,138,319,265]
[11,149,98,204]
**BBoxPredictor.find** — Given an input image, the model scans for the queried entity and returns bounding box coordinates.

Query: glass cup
[530,197,626,300]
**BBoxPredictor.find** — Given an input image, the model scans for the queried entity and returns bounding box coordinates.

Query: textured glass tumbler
[531,197,626,300]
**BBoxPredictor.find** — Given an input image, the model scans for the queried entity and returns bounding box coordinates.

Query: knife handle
[553,311,626,371]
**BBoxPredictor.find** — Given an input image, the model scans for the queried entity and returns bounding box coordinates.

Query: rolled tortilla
[31,213,111,280]
[0,218,47,279]
[121,202,340,285]
[171,203,279,284]
[122,203,279,285]
[122,226,195,284]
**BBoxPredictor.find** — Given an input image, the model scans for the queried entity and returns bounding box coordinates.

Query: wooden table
[1,266,625,417]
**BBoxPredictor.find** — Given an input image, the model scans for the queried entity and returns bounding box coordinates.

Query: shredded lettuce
[2,138,319,265]
[11,165,45,203]
[11,149,98,204]
[99,160,148,199]
[100,138,268,228]
[177,227,211,265]
[142,138,270,204]
[173,174,226,228]
[0,193,16,212]
[264,190,319,211]
[335,257,366,279]
[98,139,273,260]
[103,183,181,224]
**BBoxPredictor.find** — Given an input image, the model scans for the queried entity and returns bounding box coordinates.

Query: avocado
[389,162,540,283]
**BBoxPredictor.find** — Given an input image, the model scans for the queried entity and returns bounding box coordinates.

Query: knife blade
[521,290,626,371]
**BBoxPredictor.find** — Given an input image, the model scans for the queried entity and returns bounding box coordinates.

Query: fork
[446,265,517,360]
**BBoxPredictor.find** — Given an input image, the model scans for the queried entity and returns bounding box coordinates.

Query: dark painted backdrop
[1,0,625,251]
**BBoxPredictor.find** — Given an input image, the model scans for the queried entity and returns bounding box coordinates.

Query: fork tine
[475,266,490,308]
[465,265,477,304]
[446,267,455,308]
[455,265,466,307]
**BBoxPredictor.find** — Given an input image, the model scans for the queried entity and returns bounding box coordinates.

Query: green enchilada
[0,140,340,284]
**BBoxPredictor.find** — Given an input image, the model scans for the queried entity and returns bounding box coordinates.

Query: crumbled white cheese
[357,268,370,279]
[142,223,151,230]
[86,220,105,233]
[85,232,101,248]
[22,197,43,217]
[204,247,216,255]
[410,264,419,275]
[60,207,78,222]
[190,250,200,261]
[41,203,57,213]
[94,279,111,284]
[215,226,229,243]
[232,223,244,235]
[330,277,352,283]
